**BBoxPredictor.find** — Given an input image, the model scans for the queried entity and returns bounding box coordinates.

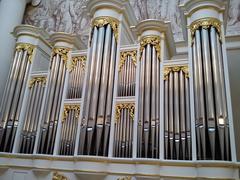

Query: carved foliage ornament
[52,172,68,180]
[119,50,137,71]
[140,35,161,61]
[190,17,222,45]
[92,16,119,42]
[164,66,189,80]
[115,103,135,122]
[29,76,47,88]
[117,177,132,180]
[16,43,35,63]
[71,55,87,71]
[62,104,80,122]
[52,47,70,65]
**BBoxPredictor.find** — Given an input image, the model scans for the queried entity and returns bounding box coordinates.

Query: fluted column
[180,0,236,161]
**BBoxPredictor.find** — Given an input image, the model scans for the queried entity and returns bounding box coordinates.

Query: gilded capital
[52,47,70,65]
[140,35,161,61]
[62,104,80,122]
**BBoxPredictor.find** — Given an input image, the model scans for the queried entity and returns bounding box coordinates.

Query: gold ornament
[189,17,222,45]
[92,16,119,42]
[164,65,189,80]
[52,47,70,65]
[70,55,87,71]
[62,104,80,122]
[29,76,47,88]
[16,43,35,63]
[115,103,135,122]
[140,35,161,61]
[117,177,132,180]
[52,172,68,180]
[119,50,137,71]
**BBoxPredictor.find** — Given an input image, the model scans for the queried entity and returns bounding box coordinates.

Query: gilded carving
[190,17,222,45]
[164,65,189,80]
[52,47,70,64]
[117,177,132,180]
[16,43,35,63]
[115,103,135,122]
[119,50,137,71]
[140,35,161,60]
[62,104,80,122]
[52,172,68,180]
[92,16,119,41]
[29,76,47,88]
[71,55,87,71]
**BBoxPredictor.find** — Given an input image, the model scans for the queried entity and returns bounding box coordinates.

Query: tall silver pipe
[79,27,98,155]
[96,25,112,155]
[185,76,191,159]
[174,70,180,159]
[202,28,216,159]
[144,44,151,157]
[87,26,105,155]
[103,34,116,156]
[179,70,186,159]
[169,71,174,159]
[210,27,225,160]
[164,79,169,159]
[196,30,206,159]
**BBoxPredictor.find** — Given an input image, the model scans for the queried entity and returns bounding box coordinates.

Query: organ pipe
[190,17,231,160]
[137,35,161,158]
[163,66,191,160]
[0,43,35,152]
[79,16,118,156]
[38,47,69,154]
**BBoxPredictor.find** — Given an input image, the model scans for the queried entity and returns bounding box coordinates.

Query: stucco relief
[23,0,240,47]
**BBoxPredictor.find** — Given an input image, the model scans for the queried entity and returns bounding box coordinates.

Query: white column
[0,0,30,102]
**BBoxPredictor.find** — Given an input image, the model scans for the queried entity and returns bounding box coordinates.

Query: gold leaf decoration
[52,47,70,65]
[52,172,68,180]
[62,104,80,122]
[164,65,189,80]
[140,35,161,61]
[16,43,35,63]
[189,17,222,45]
[119,50,137,71]
[92,16,119,42]
[71,55,87,71]
[29,76,47,88]
[115,103,135,122]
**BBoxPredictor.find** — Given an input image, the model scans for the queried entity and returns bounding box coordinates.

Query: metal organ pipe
[0,43,34,152]
[78,17,118,156]
[190,18,231,160]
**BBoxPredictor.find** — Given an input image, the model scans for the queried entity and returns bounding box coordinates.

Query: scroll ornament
[115,103,135,122]
[62,105,80,122]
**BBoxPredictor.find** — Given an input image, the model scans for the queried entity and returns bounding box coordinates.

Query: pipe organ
[190,18,231,160]
[0,0,238,179]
